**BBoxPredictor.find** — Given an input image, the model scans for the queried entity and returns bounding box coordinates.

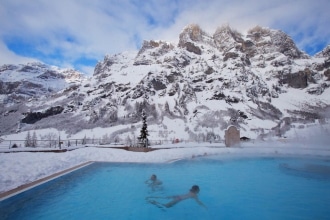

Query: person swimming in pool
[145,174,162,189]
[147,185,206,208]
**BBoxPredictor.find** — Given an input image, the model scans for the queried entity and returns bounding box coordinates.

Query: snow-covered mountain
[1,24,330,142]
[0,62,85,100]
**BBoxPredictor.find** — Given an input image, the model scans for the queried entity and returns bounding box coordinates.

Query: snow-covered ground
[1,138,330,195]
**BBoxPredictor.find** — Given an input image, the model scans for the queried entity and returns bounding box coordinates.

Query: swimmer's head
[190,185,200,193]
[150,174,157,181]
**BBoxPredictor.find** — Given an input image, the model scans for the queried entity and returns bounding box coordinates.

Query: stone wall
[225,125,240,147]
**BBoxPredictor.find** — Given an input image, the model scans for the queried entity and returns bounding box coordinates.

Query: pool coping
[0,161,93,201]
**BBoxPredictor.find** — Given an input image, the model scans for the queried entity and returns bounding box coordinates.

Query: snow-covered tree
[138,110,149,147]
[125,135,132,146]
[23,130,37,147]
[32,131,38,147]
[113,135,120,144]
[16,121,21,133]
[82,135,87,145]
[101,133,110,144]
[43,132,57,148]
[164,101,170,114]
[24,131,32,147]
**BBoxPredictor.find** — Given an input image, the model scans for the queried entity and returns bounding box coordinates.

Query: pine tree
[32,131,38,147]
[125,135,132,146]
[164,101,170,113]
[138,110,149,147]
[25,131,32,147]
[82,135,87,145]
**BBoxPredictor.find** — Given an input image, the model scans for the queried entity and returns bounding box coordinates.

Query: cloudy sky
[0,0,329,75]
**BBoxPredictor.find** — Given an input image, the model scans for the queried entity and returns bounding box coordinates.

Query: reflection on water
[279,162,330,180]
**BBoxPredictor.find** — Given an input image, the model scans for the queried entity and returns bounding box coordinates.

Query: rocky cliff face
[0,62,85,101]
[1,25,329,141]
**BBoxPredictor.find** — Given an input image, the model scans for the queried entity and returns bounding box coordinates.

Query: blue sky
[0,0,329,75]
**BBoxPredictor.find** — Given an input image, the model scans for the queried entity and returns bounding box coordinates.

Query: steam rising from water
[293,124,330,148]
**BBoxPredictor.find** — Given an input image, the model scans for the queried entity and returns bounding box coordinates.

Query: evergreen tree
[82,135,87,145]
[125,135,132,146]
[32,131,38,147]
[164,101,170,113]
[138,110,149,147]
[24,131,32,147]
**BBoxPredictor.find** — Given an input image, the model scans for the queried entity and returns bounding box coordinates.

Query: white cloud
[76,65,95,77]
[0,0,329,71]
[154,0,330,53]
[0,41,39,65]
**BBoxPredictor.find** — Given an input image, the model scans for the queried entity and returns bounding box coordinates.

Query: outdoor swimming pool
[1,155,330,219]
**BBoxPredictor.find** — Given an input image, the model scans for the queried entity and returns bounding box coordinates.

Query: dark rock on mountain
[324,69,330,81]
[22,106,64,124]
[283,70,308,89]
[181,42,202,55]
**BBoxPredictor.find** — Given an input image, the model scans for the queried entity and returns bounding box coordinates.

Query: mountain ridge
[1,24,329,143]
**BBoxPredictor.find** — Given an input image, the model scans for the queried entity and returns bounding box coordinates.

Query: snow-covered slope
[1,24,329,142]
[0,62,85,100]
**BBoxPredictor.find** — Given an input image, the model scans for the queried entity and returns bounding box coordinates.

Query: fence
[0,138,223,150]
[0,139,94,150]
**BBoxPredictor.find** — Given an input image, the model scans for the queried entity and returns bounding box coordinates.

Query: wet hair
[190,185,200,193]
[151,174,157,180]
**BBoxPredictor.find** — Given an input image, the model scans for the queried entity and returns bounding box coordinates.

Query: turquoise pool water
[1,156,330,219]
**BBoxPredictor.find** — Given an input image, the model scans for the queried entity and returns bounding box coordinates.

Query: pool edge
[0,161,93,201]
